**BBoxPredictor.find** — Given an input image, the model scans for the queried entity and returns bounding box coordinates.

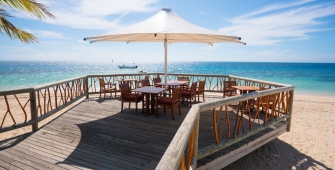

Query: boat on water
[118,64,138,69]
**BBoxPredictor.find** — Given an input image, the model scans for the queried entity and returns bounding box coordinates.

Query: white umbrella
[84,8,245,89]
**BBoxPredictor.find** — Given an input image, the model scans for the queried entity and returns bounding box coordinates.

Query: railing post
[85,76,89,99]
[192,113,200,169]
[287,89,294,132]
[29,89,38,131]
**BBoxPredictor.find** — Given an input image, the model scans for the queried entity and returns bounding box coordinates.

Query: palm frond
[0,13,38,43]
[0,8,11,17]
[0,0,55,19]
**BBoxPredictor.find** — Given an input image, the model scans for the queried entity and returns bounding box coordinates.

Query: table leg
[145,93,150,116]
[151,94,157,116]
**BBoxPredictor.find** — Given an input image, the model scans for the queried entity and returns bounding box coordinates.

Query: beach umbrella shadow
[56,102,185,169]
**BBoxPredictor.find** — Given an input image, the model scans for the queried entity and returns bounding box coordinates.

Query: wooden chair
[196,80,206,102]
[181,81,197,106]
[119,83,144,113]
[141,79,152,87]
[156,87,181,120]
[223,80,239,97]
[177,76,190,89]
[136,75,150,88]
[153,77,162,87]
[98,77,117,98]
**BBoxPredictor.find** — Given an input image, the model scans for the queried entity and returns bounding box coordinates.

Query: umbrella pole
[164,39,168,93]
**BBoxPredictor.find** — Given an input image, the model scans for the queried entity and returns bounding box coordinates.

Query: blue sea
[1,61,334,96]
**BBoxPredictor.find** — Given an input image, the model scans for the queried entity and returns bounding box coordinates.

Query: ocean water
[1,61,334,96]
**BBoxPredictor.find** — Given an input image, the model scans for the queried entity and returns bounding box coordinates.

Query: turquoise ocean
[1,61,334,96]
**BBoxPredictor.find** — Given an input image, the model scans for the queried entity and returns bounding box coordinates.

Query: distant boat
[118,64,138,69]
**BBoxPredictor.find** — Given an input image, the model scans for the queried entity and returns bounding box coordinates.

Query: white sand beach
[224,94,335,170]
[1,93,334,169]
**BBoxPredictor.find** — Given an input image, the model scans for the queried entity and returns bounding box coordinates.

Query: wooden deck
[0,93,287,170]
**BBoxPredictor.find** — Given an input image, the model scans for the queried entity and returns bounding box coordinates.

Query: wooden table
[132,87,165,116]
[231,86,260,94]
[155,80,189,87]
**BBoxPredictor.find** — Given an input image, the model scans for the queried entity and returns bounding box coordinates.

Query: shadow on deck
[0,94,327,170]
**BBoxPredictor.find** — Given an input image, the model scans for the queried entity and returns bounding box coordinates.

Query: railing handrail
[33,75,87,90]
[156,105,200,170]
[0,87,34,95]
[229,75,292,87]
[199,85,294,111]
[156,77,295,169]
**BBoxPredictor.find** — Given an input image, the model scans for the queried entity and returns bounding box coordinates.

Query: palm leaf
[0,0,55,19]
[0,10,38,43]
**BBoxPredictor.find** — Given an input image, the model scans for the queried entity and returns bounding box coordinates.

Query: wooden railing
[86,73,233,95]
[156,75,294,170]
[0,73,294,170]
[0,76,87,133]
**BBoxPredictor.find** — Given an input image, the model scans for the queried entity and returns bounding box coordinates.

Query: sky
[1,0,335,63]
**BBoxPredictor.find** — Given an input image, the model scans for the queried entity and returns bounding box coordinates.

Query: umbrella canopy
[84,8,245,89]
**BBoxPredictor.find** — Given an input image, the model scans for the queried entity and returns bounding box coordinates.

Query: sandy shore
[224,93,335,170]
[1,93,334,169]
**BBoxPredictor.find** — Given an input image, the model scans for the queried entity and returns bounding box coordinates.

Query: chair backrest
[99,77,105,87]
[198,80,206,92]
[190,82,197,94]
[144,75,150,79]
[141,79,151,87]
[172,87,181,103]
[119,83,131,96]
[153,77,161,84]
[224,80,236,89]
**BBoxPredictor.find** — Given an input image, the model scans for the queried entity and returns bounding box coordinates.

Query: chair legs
[100,90,116,99]
[121,101,143,113]
[121,101,124,113]
[197,92,205,102]
[156,104,181,120]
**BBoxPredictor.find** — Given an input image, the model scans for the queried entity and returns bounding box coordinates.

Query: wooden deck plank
[0,95,287,169]
[0,154,25,170]
[25,133,157,169]
[9,144,82,170]
[11,141,91,170]
[1,148,65,170]
[0,151,38,170]
[37,122,169,157]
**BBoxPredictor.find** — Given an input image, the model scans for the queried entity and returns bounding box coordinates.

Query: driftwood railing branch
[0,76,87,133]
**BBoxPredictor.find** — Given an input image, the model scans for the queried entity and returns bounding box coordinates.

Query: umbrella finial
[162,8,171,12]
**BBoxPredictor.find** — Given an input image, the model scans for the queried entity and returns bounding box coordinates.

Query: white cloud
[199,11,208,16]
[13,0,158,30]
[23,29,66,39]
[219,1,335,46]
